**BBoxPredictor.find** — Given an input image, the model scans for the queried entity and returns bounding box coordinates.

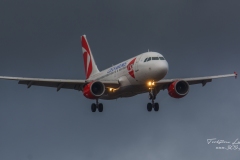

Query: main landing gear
[91,99,103,112]
[147,84,159,112]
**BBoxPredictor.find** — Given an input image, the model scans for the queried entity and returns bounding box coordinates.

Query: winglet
[234,72,237,79]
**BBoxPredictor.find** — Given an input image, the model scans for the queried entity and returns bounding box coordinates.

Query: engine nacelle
[83,81,105,99]
[168,80,189,98]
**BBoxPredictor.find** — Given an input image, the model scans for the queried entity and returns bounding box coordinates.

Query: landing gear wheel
[91,103,97,112]
[98,103,103,112]
[154,103,159,111]
[147,103,152,112]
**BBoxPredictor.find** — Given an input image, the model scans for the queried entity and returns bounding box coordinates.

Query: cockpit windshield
[144,57,165,62]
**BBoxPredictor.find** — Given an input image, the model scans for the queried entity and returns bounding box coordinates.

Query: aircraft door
[133,55,143,82]
[134,55,142,73]
[114,69,117,79]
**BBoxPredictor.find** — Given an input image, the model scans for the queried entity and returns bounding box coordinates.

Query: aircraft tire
[154,103,159,111]
[91,103,97,112]
[98,103,103,112]
[147,103,152,111]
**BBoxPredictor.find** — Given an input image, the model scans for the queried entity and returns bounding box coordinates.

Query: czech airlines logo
[127,58,136,78]
[81,36,92,79]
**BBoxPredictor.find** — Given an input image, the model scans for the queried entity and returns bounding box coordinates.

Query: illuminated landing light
[109,88,117,92]
[147,81,155,87]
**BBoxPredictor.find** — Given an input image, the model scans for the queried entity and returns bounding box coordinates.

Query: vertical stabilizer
[81,35,100,79]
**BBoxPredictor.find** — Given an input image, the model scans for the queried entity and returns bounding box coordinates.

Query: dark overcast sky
[0,0,240,160]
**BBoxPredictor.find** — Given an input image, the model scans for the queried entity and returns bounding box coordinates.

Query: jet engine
[168,80,189,98]
[83,81,105,99]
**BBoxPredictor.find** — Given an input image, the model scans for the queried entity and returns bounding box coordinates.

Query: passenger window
[152,57,159,60]
[159,57,165,60]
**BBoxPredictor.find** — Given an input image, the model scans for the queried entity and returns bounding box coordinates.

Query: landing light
[109,88,116,92]
[147,81,155,86]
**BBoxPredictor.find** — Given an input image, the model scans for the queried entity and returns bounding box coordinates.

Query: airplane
[0,35,237,112]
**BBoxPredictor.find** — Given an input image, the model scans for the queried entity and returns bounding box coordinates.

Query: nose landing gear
[91,99,103,112]
[147,93,159,112]
[147,83,160,112]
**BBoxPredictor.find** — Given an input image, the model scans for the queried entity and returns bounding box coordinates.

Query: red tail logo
[127,58,136,78]
[81,36,93,79]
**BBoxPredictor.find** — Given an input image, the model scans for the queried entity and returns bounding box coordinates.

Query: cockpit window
[144,57,165,62]
[152,57,159,60]
[147,57,151,61]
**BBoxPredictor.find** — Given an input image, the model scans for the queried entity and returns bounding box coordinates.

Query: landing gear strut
[91,99,103,112]
[147,86,159,112]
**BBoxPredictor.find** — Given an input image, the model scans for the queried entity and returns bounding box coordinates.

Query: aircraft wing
[0,76,120,91]
[156,72,237,90]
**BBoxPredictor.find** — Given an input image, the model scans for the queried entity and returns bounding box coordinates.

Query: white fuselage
[88,52,169,99]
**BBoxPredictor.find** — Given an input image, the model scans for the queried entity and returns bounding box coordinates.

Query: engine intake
[83,81,105,99]
[168,80,189,98]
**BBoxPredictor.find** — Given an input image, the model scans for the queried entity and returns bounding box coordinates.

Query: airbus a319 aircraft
[0,35,237,112]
